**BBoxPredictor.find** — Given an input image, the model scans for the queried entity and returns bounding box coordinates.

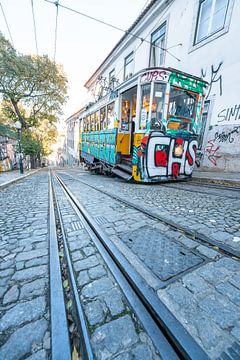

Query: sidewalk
[0,169,40,188]
[193,169,240,185]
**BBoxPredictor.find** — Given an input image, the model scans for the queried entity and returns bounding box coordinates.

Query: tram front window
[150,83,166,131]
[139,83,151,130]
[167,87,197,132]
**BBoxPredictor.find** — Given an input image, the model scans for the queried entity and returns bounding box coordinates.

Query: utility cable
[43,0,180,62]
[0,1,14,46]
[53,0,59,61]
[31,0,39,55]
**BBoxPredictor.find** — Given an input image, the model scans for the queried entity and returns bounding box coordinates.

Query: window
[124,52,134,81]
[139,83,151,130]
[100,107,106,130]
[167,87,197,132]
[149,22,166,67]
[109,69,115,87]
[150,83,166,130]
[107,102,115,129]
[195,0,229,44]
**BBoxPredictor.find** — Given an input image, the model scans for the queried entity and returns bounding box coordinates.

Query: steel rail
[59,171,240,259]
[49,174,71,360]
[51,174,94,360]
[54,171,209,360]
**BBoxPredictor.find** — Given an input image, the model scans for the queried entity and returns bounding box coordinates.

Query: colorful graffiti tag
[133,132,197,181]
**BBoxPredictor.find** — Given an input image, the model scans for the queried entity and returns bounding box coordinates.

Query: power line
[31,0,39,55]
[43,0,180,62]
[53,0,59,61]
[0,1,14,46]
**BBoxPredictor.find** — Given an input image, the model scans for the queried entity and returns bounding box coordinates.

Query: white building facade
[65,110,81,165]
[83,0,240,172]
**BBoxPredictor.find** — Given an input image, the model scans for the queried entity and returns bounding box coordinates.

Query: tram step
[117,163,133,175]
[112,167,132,180]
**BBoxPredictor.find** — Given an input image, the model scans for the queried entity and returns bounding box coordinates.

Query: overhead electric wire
[0,1,14,46]
[43,0,180,62]
[31,0,39,55]
[53,0,59,61]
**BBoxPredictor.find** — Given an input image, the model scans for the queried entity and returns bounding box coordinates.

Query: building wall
[86,0,239,172]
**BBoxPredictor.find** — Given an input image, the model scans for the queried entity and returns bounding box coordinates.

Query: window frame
[123,52,134,81]
[189,0,234,52]
[149,22,167,68]
[194,0,229,45]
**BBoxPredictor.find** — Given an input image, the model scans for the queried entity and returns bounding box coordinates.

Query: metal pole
[18,129,24,174]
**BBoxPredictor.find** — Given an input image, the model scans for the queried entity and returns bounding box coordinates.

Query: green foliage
[0,32,68,129]
[0,32,67,161]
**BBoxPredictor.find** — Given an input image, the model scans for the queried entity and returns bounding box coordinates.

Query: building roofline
[84,0,158,88]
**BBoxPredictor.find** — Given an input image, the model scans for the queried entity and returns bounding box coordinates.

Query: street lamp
[15,120,24,174]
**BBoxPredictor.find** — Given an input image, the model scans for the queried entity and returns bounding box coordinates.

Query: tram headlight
[174,144,183,157]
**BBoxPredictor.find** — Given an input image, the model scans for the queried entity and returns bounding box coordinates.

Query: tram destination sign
[140,69,170,83]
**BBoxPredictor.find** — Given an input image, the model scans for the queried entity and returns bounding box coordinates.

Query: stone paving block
[198,294,239,329]
[0,268,14,278]
[231,322,240,340]
[88,265,107,280]
[92,315,138,359]
[25,349,47,360]
[230,274,240,289]
[82,277,114,299]
[85,299,107,326]
[25,256,49,268]
[102,288,125,317]
[196,245,220,259]
[20,278,46,299]
[216,282,240,306]
[83,246,96,257]
[43,330,51,350]
[12,265,48,281]
[16,249,48,262]
[3,285,19,305]
[74,255,99,272]
[77,270,90,286]
[182,272,209,294]
[71,250,84,262]
[0,318,47,360]
[0,296,46,331]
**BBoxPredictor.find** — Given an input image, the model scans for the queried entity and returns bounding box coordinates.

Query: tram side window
[151,83,166,130]
[94,111,100,131]
[107,102,115,130]
[87,115,91,132]
[168,87,197,132]
[139,83,151,130]
[100,107,106,130]
[90,114,95,131]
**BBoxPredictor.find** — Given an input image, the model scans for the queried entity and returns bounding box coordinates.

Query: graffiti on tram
[133,133,197,180]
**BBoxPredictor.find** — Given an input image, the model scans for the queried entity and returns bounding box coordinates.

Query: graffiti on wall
[205,125,240,166]
[214,126,240,143]
[132,133,197,180]
[217,104,240,123]
[201,61,223,99]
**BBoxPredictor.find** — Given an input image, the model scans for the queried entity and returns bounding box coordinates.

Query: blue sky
[0,0,149,118]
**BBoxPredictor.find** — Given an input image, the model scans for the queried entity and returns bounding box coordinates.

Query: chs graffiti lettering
[144,134,197,178]
[214,126,240,143]
[217,104,240,123]
[201,61,223,99]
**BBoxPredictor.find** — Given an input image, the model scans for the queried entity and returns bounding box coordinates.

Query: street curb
[0,169,41,189]
[192,176,240,186]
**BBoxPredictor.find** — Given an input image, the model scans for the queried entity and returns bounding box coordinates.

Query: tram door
[118,86,137,156]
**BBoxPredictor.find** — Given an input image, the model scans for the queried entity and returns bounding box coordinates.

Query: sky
[0,0,149,120]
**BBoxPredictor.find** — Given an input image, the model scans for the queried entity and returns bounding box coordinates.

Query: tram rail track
[51,171,209,360]
[57,171,240,260]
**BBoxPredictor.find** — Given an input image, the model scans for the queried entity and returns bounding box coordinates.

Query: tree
[0,32,68,129]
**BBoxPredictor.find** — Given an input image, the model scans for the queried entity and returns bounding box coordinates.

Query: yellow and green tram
[79,67,208,183]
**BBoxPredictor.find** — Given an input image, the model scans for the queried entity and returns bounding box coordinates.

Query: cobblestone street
[0,169,240,359]
[0,172,50,360]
